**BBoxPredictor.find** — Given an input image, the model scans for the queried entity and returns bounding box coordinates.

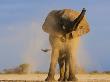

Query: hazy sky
[0,0,110,72]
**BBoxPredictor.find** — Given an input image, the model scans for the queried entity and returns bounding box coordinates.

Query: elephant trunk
[72,8,86,31]
[62,8,86,34]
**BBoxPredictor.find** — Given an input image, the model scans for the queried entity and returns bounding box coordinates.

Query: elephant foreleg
[67,37,79,81]
[45,49,59,81]
[68,54,77,81]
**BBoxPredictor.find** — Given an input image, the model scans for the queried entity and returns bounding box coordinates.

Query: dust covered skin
[50,35,80,81]
[42,9,90,81]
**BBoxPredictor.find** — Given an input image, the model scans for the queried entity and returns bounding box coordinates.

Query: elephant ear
[42,10,64,35]
[42,10,59,33]
[61,9,90,38]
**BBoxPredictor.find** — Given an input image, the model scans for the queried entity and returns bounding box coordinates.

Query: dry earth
[0,74,110,82]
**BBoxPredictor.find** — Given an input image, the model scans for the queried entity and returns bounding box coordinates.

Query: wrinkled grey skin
[42,10,81,81]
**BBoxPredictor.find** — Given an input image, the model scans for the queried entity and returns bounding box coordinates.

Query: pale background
[0,0,110,72]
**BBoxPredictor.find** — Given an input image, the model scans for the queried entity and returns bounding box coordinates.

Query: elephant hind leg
[67,73,78,81]
[58,56,65,81]
[63,54,69,81]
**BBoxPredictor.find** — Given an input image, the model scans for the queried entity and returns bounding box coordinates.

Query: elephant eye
[79,26,83,29]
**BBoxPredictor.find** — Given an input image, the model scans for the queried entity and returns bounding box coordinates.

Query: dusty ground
[0,74,110,82]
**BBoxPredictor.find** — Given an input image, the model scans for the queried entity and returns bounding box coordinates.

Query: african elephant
[42,8,90,81]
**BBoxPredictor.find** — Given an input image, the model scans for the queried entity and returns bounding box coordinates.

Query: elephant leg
[58,56,65,81]
[67,38,80,81]
[45,48,59,81]
[63,54,69,81]
[68,55,78,81]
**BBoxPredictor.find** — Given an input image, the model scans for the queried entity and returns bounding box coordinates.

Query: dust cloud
[21,21,49,72]
[20,21,98,73]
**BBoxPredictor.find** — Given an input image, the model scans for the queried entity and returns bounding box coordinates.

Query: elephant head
[42,8,90,37]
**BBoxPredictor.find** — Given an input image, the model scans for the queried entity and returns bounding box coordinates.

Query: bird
[41,49,51,52]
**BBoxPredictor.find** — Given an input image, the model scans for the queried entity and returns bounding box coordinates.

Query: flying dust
[20,21,99,73]
[21,21,49,72]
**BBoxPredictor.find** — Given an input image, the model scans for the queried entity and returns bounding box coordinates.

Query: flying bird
[41,49,51,52]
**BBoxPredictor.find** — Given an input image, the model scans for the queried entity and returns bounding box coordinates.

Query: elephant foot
[45,76,56,81]
[63,77,68,81]
[58,77,68,81]
[67,76,78,81]
[58,77,64,81]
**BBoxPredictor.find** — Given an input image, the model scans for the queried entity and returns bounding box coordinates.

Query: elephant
[42,8,90,81]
